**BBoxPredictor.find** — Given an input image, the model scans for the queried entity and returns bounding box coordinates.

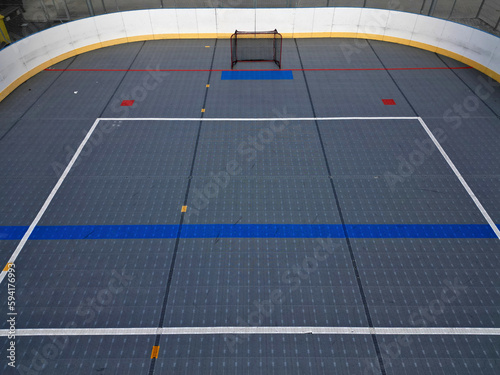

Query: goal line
[1,326,499,337]
[99,116,420,122]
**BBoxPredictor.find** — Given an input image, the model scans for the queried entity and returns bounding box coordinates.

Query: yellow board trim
[202,33,218,39]
[358,33,384,41]
[383,35,411,46]
[331,32,359,39]
[409,39,438,53]
[1,31,499,103]
[153,33,180,40]
[127,35,155,43]
[308,32,331,38]
[101,37,129,48]
[179,33,200,39]
[293,32,313,38]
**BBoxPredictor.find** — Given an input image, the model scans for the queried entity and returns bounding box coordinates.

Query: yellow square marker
[151,346,160,359]
[181,205,187,213]
[3,262,12,272]
[206,84,210,88]
[201,108,205,113]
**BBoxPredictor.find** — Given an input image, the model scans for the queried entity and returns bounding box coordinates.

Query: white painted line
[1,326,499,337]
[417,117,500,240]
[0,119,101,285]
[99,117,420,122]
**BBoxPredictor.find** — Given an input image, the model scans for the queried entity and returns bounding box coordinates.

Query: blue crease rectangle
[221,70,293,80]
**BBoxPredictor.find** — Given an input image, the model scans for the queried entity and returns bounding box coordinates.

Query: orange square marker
[151,346,160,359]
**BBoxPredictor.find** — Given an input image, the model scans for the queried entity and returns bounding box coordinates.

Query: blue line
[0,226,29,240]
[0,224,497,240]
[221,70,293,80]
[345,224,496,239]
[180,224,345,238]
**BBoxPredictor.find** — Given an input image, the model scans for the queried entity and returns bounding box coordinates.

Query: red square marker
[382,99,396,105]
[121,100,135,106]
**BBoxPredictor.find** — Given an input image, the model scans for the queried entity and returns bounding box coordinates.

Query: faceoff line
[1,326,499,337]
[0,116,498,285]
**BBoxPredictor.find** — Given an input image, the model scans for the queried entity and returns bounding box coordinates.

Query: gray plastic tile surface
[0,37,499,374]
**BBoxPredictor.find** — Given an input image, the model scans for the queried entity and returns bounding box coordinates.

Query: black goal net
[230,30,282,69]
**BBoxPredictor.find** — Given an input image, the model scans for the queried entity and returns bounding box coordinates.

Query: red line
[44,66,473,72]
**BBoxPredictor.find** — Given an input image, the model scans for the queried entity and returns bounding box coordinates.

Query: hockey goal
[230,30,282,69]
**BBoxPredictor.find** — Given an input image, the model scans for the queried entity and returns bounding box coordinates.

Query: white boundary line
[101,117,497,239]
[0,326,498,337]
[417,117,500,239]
[0,119,101,285]
[99,116,420,122]
[1,115,497,284]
